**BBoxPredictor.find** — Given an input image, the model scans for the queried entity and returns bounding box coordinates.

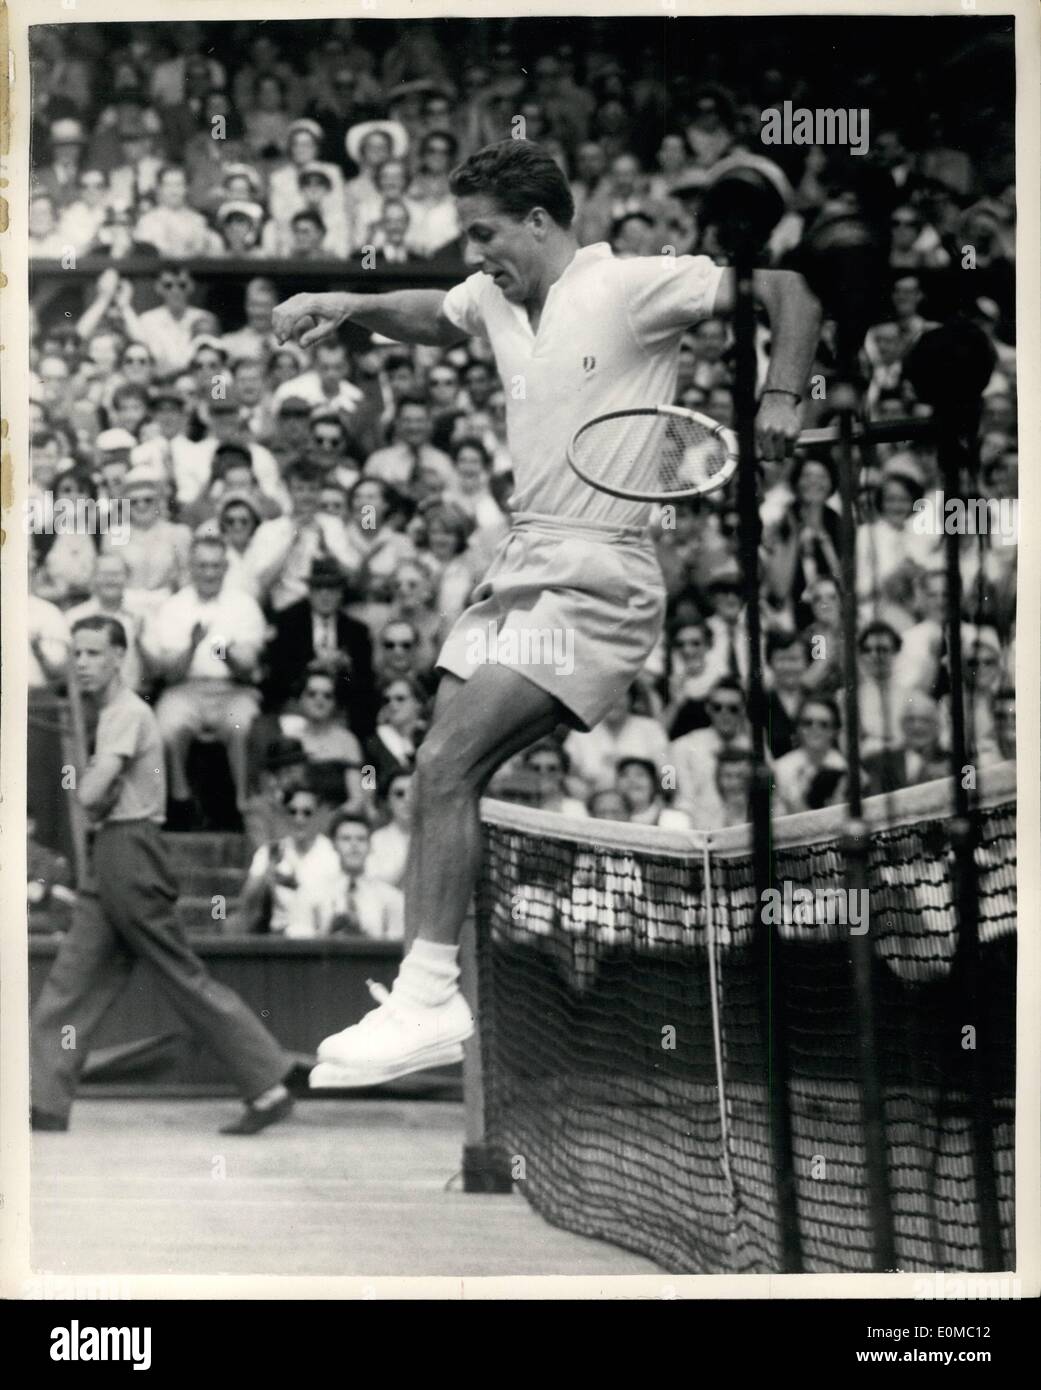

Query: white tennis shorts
[436,512,667,730]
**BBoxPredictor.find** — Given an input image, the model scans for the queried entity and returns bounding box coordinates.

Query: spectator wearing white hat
[345,121,410,247]
[268,120,346,250]
[134,165,223,260]
[214,200,268,258]
[102,465,191,603]
[35,118,88,211]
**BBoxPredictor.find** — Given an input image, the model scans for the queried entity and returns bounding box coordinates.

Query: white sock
[392,939,461,1008]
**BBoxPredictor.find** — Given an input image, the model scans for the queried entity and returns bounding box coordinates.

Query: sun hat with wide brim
[344,119,409,166]
[216,199,266,229]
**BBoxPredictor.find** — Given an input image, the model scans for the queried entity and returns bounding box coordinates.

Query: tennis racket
[567,407,931,503]
[567,406,739,503]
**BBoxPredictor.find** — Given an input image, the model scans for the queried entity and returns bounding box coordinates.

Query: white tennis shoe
[309,980,474,1088]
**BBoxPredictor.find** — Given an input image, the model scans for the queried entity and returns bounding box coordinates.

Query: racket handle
[797,416,935,448]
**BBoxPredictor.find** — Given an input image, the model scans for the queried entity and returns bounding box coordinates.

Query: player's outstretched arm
[272,289,468,349]
[713,267,823,460]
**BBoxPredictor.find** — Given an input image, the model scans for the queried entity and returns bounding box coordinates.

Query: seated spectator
[662,619,719,738]
[142,535,266,825]
[134,164,222,259]
[309,408,362,490]
[32,470,100,609]
[415,499,479,637]
[271,337,365,422]
[288,207,335,259]
[670,676,751,823]
[857,621,917,756]
[242,72,294,163]
[233,783,341,934]
[261,556,377,733]
[991,687,1015,763]
[29,191,69,259]
[364,676,428,788]
[406,131,462,256]
[241,734,307,855]
[220,276,282,364]
[290,812,404,940]
[588,788,630,821]
[365,396,456,501]
[565,685,671,797]
[188,390,289,513]
[268,119,349,255]
[863,692,949,794]
[772,696,847,815]
[444,437,508,555]
[104,465,191,603]
[362,199,417,265]
[523,740,588,818]
[341,478,417,597]
[616,756,691,830]
[764,631,811,759]
[214,200,267,258]
[892,569,949,695]
[124,265,209,379]
[29,561,72,692]
[366,771,414,889]
[345,121,411,247]
[855,468,938,616]
[66,553,146,691]
[764,455,843,629]
[711,747,754,830]
[703,569,750,687]
[244,459,355,614]
[278,662,366,810]
[799,576,846,695]
[957,630,1006,766]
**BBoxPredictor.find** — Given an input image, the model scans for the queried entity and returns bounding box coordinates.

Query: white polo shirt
[441,243,724,527]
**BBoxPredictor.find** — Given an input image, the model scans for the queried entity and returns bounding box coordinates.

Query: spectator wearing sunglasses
[523,740,588,819]
[662,619,718,738]
[234,785,340,935]
[365,772,414,890]
[365,675,429,790]
[123,266,209,378]
[772,696,847,816]
[670,676,751,823]
[857,621,917,758]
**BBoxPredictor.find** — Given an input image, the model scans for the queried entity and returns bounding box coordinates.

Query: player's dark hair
[449,139,575,229]
[72,614,128,651]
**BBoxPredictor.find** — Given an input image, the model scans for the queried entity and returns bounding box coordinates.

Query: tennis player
[272,139,821,1086]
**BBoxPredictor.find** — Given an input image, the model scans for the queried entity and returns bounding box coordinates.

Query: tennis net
[473,761,1016,1274]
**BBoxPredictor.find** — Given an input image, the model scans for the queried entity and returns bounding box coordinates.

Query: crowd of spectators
[27,19,1017,939]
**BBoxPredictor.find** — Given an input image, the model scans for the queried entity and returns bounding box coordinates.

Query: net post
[934,411,1004,1270]
[732,243,803,1273]
[460,909,512,1194]
[836,396,898,1271]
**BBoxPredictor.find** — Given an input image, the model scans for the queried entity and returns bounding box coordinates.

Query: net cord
[702,835,735,1199]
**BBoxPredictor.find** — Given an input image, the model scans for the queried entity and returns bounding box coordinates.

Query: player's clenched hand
[755,394,801,461]
[272,292,353,348]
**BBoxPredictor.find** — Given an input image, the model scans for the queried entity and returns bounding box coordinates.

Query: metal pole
[936,418,1003,1270]
[732,246,802,1273]
[833,380,898,1271]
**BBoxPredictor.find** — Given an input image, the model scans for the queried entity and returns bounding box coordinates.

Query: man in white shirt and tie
[292,813,404,942]
[364,396,457,499]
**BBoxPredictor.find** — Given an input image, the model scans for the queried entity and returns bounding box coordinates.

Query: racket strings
[571,412,732,499]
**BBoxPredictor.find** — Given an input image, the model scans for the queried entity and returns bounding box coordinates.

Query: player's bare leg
[311,665,563,1087]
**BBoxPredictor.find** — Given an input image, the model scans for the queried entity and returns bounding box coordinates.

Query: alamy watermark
[761,101,869,156]
[912,492,1018,545]
[761,881,869,934]
[464,620,575,677]
[25,492,129,546]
